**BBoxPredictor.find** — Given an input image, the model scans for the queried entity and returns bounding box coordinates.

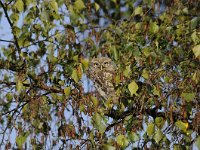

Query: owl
[89,57,119,103]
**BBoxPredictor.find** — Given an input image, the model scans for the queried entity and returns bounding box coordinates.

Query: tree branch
[0,39,14,43]
[0,1,21,55]
[0,80,64,94]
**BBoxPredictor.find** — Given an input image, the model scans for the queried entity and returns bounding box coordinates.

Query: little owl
[89,57,118,103]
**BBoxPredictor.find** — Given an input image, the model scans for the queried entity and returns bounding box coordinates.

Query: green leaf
[191,17,200,30]
[142,69,149,79]
[68,5,80,24]
[147,122,155,136]
[93,113,106,134]
[102,144,116,150]
[143,47,151,57]
[134,7,143,15]
[18,37,30,47]
[73,55,79,62]
[123,65,131,77]
[112,46,119,61]
[182,7,188,14]
[191,31,199,44]
[150,22,159,33]
[6,93,13,101]
[181,92,195,102]
[26,0,36,6]
[16,132,29,149]
[135,22,142,30]
[71,69,79,83]
[20,52,28,58]
[128,81,138,96]
[91,96,99,107]
[155,117,164,128]
[50,0,58,14]
[14,0,24,12]
[128,132,139,142]
[195,136,200,150]
[153,129,163,143]
[16,80,23,93]
[64,87,71,97]
[10,13,19,25]
[111,0,116,3]
[173,144,182,150]
[80,58,89,70]
[13,26,21,37]
[79,104,85,112]
[153,86,160,96]
[175,120,188,133]
[40,10,49,22]
[116,134,129,148]
[74,0,86,11]
[192,45,200,60]
[58,80,65,86]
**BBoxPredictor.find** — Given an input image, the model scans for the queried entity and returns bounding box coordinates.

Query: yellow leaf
[80,58,89,69]
[155,117,164,128]
[74,0,86,10]
[192,71,200,84]
[58,80,65,86]
[181,92,195,102]
[192,45,200,60]
[73,55,78,62]
[116,134,129,147]
[50,0,58,14]
[191,31,199,44]
[94,3,100,11]
[147,123,155,136]
[153,129,163,143]
[102,144,116,150]
[64,87,71,97]
[14,0,24,12]
[182,7,188,14]
[128,81,138,96]
[134,7,143,15]
[71,69,79,83]
[153,86,160,96]
[175,120,188,133]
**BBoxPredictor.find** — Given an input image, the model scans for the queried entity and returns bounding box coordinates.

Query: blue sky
[0,12,12,47]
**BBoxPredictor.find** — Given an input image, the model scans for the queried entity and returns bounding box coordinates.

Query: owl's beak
[100,65,104,70]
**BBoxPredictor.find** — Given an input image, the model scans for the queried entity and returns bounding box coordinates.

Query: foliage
[0,0,200,149]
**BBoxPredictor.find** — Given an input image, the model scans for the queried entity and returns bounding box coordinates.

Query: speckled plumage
[89,57,118,103]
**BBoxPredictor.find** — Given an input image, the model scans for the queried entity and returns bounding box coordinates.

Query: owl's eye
[104,62,109,65]
[94,62,98,66]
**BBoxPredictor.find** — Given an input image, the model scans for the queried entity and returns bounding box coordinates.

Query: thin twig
[0,39,14,43]
[0,1,21,55]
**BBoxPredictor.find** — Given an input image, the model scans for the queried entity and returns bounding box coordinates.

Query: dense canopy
[0,0,200,149]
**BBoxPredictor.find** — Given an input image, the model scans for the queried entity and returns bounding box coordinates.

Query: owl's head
[90,57,113,70]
